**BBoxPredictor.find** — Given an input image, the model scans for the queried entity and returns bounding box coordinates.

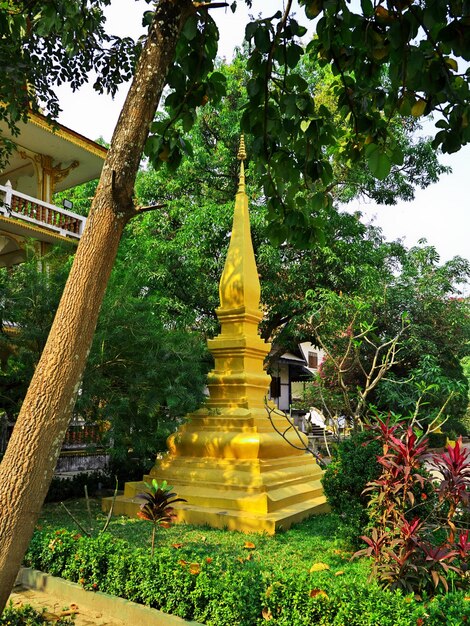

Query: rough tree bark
[0,0,194,610]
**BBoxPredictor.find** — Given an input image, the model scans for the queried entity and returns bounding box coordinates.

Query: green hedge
[322,430,382,544]
[0,603,74,625]
[44,471,107,503]
[24,529,470,626]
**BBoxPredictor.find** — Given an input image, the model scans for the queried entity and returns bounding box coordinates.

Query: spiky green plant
[137,479,186,556]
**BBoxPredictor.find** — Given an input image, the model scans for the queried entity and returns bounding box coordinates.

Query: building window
[308,351,318,369]
[270,376,281,398]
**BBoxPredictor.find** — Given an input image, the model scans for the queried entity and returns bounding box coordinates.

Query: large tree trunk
[0,0,193,610]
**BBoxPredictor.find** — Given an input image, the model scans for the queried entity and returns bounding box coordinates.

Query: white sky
[56,0,469,268]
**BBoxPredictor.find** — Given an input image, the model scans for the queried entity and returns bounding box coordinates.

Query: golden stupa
[104,138,328,533]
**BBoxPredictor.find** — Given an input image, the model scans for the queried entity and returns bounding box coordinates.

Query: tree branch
[134,203,167,216]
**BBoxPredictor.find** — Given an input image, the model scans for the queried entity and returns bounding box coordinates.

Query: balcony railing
[0,181,86,239]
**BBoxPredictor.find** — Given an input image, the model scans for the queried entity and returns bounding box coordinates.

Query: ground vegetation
[24,504,470,626]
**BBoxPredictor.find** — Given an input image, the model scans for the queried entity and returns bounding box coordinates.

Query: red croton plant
[355,420,469,597]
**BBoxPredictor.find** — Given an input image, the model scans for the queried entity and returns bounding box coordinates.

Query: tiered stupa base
[104,406,329,534]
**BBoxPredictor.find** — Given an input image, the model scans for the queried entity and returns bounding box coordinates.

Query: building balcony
[0,181,86,243]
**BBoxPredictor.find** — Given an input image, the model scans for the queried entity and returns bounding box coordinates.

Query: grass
[36,498,370,581]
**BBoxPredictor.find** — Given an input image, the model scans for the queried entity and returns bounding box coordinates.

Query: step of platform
[104,491,329,534]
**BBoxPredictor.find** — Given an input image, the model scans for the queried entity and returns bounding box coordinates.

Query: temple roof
[0,110,107,196]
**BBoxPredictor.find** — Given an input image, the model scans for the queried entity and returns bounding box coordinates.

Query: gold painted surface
[105,140,328,532]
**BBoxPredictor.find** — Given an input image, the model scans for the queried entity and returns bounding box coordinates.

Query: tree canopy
[4,59,468,443]
[0,4,136,115]
[146,0,469,244]
[1,1,468,240]
[0,245,209,462]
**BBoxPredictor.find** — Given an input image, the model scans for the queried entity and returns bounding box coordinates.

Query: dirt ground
[8,584,128,626]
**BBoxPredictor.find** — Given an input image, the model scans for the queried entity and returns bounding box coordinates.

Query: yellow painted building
[105,138,328,533]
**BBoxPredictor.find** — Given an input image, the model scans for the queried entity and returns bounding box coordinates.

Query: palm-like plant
[137,479,186,556]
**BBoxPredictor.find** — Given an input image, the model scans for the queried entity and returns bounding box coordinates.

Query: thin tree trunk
[0,0,193,610]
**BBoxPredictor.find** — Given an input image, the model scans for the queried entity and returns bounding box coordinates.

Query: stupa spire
[208,135,269,409]
[218,134,261,314]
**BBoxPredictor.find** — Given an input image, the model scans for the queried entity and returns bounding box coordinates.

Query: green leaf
[360,0,374,17]
[182,15,198,41]
[391,146,404,166]
[367,147,391,180]
[254,27,271,53]
[247,78,261,97]
[411,99,427,117]
[286,43,303,69]
[304,0,323,20]
[365,142,379,158]
[142,11,154,27]
[296,96,308,111]
[310,192,326,212]
[245,21,258,41]
[285,74,308,91]
[266,222,288,247]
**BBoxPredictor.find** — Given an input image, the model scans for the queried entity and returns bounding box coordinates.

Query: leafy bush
[43,458,155,504]
[107,454,154,487]
[0,603,74,625]
[413,592,470,626]
[27,529,79,578]
[190,559,264,626]
[427,432,448,449]
[24,526,470,625]
[322,430,382,544]
[356,421,470,597]
[261,570,470,626]
[45,471,108,503]
[25,529,263,626]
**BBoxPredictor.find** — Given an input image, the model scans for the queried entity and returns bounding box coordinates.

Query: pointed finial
[236,134,246,194]
[237,134,246,161]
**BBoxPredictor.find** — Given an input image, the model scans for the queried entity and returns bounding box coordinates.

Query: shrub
[427,432,448,449]
[25,530,263,626]
[107,455,154,487]
[261,570,470,626]
[24,525,470,626]
[26,529,79,577]
[413,592,470,625]
[62,532,122,591]
[45,470,108,503]
[191,559,263,626]
[0,603,74,625]
[356,422,470,597]
[322,430,382,544]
